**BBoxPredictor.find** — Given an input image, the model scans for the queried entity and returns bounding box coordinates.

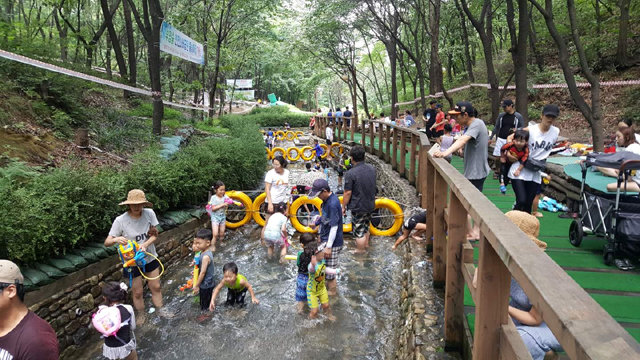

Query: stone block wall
[25,217,208,359]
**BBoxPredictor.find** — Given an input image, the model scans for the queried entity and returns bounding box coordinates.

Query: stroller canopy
[586,151,640,170]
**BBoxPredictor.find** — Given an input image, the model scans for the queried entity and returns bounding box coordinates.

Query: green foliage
[0,117,266,265]
[220,106,311,127]
[621,87,640,124]
[92,109,156,154]
[129,103,186,123]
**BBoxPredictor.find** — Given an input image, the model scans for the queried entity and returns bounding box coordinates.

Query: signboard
[160,21,204,65]
[226,79,253,89]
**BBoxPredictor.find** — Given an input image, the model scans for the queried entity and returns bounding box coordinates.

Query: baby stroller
[569,151,640,268]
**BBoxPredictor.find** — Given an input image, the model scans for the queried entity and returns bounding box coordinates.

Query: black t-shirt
[343,110,352,118]
[0,311,59,360]
[498,113,517,139]
[344,162,377,213]
[424,109,437,126]
[104,305,133,347]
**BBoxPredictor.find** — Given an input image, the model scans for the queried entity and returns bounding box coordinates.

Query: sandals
[614,258,635,271]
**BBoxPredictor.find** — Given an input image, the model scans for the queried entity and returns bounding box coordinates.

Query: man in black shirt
[343,106,353,128]
[490,99,525,175]
[423,100,437,137]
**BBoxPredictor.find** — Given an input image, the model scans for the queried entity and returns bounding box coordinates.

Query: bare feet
[136,312,146,326]
[391,245,397,250]
[411,235,424,241]
[327,313,336,322]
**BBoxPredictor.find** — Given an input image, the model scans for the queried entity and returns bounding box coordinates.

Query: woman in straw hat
[474,211,561,360]
[104,189,163,325]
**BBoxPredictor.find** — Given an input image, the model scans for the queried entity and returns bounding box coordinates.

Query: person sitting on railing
[473,211,561,360]
[404,110,415,127]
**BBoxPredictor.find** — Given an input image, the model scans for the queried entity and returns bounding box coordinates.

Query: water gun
[118,240,147,286]
[224,197,243,207]
[180,252,201,292]
[538,196,567,212]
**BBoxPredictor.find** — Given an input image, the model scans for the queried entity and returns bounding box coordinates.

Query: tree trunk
[100,0,127,80]
[53,11,68,61]
[454,0,475,82]
[148,0,164,135]
[209,41,222,117]
[428,0,443,94]
[528,6,544,70]
[386,40,398,120]
[506,0,529,121]
[106,32,113,78]
[123,0,136,87]
[616,0,631,66]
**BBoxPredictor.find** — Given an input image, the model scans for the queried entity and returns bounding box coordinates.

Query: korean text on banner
[160,21,204,65]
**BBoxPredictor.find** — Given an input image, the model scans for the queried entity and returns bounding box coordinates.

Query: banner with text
[160,21,204,65]
[226,79,253,89]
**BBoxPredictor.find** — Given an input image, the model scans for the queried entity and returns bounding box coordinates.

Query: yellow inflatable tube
[271,147,286,159]
[275,130,286,141]
[338,196,353,233]
[289,196,323,233]
[286,147,301,161]
[300,146,314,161]
[251,192,267,226]
[285,131,296,141]
[330,142,343,157]
[370,198,404,236]
[224,191,253,229]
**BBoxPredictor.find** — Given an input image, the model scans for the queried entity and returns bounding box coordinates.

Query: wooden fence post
[444,193,466,350]
[392,128,398,171]
[433,170,447,286]
[409,134,417,185]
[423,155,434,245]
[399,131,407,178]
[378,124,384,157]
[472,235,511,359]
[385,126,391,163]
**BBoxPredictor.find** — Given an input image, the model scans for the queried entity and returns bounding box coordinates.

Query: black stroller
[569,152,640,268]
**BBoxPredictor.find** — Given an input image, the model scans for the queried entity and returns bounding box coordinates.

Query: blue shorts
[295,273,308,302]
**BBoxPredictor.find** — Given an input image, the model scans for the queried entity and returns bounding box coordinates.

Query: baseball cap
[502,99,514,107]
[0,260,24,284]
[308,179,330,198]
[542,104,559,117]
[449,101,474,116]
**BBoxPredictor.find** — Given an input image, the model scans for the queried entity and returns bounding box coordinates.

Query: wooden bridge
[313,116,640,359]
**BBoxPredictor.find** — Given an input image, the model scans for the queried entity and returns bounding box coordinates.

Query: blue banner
[160,21,204,65]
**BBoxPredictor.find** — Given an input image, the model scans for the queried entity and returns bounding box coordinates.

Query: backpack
[92,305,130,338]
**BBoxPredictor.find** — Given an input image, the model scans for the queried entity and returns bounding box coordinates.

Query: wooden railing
[312,116,640,359]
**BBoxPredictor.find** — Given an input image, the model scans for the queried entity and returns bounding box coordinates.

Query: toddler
[294,233,317,313]
[262,203,289,262]
[95,282,137,360]
[210,262,259,310]
[307,243,338,321]
[500,129,530,194]
[437,123,454,162]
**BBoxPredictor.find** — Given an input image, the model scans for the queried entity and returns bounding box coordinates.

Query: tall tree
[506,0,529,121]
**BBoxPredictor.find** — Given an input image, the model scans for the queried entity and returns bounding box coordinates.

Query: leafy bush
[129,102,186,123]
[219,105,311,128]
[0,117,266,265]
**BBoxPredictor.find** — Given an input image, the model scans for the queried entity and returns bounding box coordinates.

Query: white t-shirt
[264,212,288,242]
[509,124,559,184]
[624,143,640,184]
[264,168,290,204]
[325,127,334,142]
[108,208,160,263]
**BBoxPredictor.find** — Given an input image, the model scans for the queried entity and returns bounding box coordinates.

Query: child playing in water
[307,243,338,321]
[392,210,427,250]
[437,123,454,162]
[98,282,137,360]
[499,129,530,194]
[209,262,259,310]
[295,233,317,313]
[191,229,216,311]
[313,139,324,162]
[206,181,231,251]
[262,203,289,262]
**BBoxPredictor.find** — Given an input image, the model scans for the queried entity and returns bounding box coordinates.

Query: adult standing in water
[342,145,377,253]
[308,179,343,296]
[105,189,163,325]
[262,155,290,241]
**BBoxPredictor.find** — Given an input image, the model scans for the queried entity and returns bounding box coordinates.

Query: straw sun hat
[505,210,547,250]
[118,189,153,207]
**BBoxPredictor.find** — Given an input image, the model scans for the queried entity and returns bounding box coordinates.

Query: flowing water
[87,152,405,360]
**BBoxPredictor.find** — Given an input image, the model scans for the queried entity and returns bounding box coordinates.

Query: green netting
[567,270,640,293]
[35,263,66,279]
[22,267,53,286]
[590,293,640,323]
[626,327,640,343]
[188,208,207,218]
[61,253,89,268]
[46,258,76,273]
[159,136,184,159]
[71,248,99,263]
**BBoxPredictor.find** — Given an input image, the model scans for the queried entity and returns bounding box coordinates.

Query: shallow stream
[87,151,405,359]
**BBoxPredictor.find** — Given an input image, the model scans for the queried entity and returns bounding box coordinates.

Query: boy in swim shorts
[392,210,427,250]
[209,262,259,311]
[307,243,338,321]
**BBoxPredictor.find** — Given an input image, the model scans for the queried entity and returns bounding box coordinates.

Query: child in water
[207,181,231,252]
[191,229,216,311]
[392,210,427,250]
[499,129,530,194]
[307,243,338,321]
[98,282,137,360]
[295,233,318,313]
[209,262,259,311]
[262,203,289,262]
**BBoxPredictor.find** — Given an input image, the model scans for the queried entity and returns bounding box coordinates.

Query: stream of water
[86,151,405,359]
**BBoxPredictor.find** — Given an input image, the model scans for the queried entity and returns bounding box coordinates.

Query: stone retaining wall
[26,216,208,359]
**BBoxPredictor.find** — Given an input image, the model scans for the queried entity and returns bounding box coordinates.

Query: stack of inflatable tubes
[270,130,303,141]
[264,143,343,161]
[224,192,404,236]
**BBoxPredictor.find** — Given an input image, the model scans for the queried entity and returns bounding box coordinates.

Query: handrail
[311,116,640,359]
